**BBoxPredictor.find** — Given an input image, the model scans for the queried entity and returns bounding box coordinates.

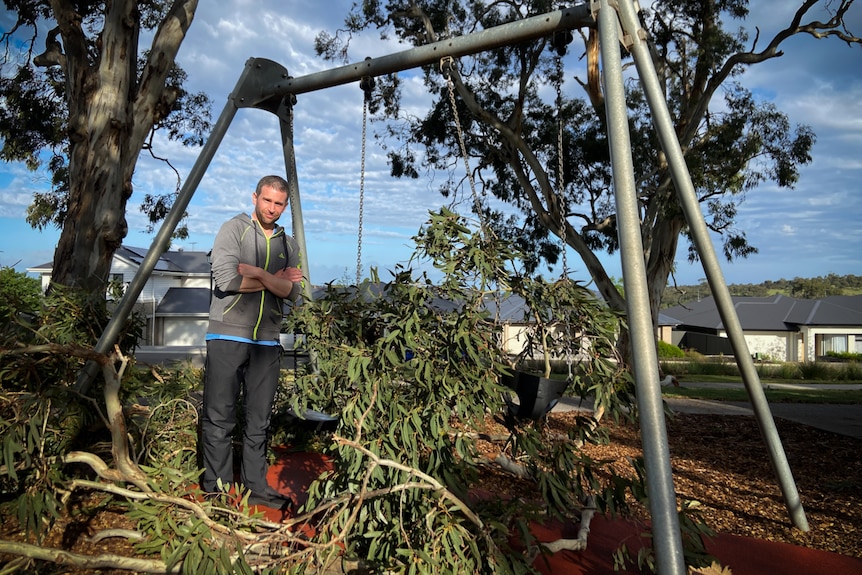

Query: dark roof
[482,293,529,322]
[657,312,681,326]
[118,246,210,275]
[784,295,862,326]
[663,294,862,333]
[155,287,210,316]
[30,245,210,275]
[819,295,862,313]
[309,283,487,316]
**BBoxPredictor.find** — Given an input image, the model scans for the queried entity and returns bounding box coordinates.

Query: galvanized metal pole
[276,95,320,375]
[598,2,687,573]
[274,5,593,97]
[614,0,809,532]
[277,100,313,301]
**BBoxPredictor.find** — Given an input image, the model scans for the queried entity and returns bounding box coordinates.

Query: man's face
[252,185,288,227]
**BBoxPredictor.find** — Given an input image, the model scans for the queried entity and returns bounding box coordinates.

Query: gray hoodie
[207,213,301,342]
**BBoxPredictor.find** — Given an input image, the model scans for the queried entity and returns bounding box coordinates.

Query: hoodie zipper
[252,221,274,340]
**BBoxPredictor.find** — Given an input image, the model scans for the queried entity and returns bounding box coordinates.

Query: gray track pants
[200,339,281,494]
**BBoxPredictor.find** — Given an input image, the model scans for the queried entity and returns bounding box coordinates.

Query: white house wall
[161,318,208,346]
[123,275,204,305]
[717,331,794,362]
[180,276,209,289]
[713,327,862,362]
[148,276,183,302]
[502,324,590,362]
[34,259,206,303]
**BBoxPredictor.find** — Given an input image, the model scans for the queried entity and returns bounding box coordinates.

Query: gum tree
[0,0,210,295]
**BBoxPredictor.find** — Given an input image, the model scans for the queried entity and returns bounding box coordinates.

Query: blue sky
[1,1,860,287]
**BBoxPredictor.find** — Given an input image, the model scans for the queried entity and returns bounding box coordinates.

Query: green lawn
[663,386,862,404]
[673,373,862,385]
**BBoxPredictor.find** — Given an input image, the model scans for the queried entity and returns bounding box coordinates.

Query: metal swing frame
[81,3,808,573]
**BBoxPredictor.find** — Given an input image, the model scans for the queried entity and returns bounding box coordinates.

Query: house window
[823,335,847,354]
[856,335,862,354]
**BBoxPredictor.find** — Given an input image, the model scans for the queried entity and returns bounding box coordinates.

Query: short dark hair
[255,175,289,196]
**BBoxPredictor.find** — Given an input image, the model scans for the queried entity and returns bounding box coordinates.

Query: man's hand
[237,263,264,280]
[274,267,303,283]
[237,264,302,298]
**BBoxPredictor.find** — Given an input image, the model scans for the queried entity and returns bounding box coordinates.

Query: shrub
[657,340,685,358]
[826,351,862,362]
[798,361,838,381]
[0,283,145,536]
[839,362,862,381]
[758,362,802,380]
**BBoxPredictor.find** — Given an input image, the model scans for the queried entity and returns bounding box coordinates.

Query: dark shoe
[247,490,293,511]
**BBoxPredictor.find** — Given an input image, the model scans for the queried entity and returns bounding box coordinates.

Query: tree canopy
[316,0,860,356]
[0,0,210,295]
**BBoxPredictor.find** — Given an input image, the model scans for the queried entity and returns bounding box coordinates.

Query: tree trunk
[51,143,134,293]
[48,0,199,295]
[642,211,685,368]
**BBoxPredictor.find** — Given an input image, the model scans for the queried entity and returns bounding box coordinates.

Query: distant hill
[660,273,862,309]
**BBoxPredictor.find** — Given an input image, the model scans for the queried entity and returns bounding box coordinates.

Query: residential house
[662,294,862,362]
[28,246,211,348]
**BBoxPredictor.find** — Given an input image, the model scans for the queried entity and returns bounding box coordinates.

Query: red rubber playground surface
[256,449,862,575]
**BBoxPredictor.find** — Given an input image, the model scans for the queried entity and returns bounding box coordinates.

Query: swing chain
[441,57,484,228]
[356,76,375,285]
[555,54,568,280]
[552,38,575,383]
[441,56,504,330]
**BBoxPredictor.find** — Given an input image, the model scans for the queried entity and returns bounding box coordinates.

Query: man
[201,175,303,510]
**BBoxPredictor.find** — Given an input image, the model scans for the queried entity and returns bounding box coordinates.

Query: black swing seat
[500,371,568,420]
[285,408,339,432]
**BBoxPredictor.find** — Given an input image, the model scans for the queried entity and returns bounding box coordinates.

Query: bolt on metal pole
[598,2,686,573]
[614,0,808,532]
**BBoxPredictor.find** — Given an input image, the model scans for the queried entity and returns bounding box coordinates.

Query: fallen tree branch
[335,435,486,530]
[101,346,150,492]
[493,453,531,479]
[65,478,288,540]
[540,496,597,553]
[0,540,178,574]
[87,529,145,543]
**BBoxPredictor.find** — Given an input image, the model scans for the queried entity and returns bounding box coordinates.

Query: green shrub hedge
[657,340,685,358]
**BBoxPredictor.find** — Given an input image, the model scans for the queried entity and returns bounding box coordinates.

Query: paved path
[663,398,862,439]
[555,381,862,439]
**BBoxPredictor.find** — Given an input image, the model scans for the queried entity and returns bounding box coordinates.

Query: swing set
[82,4,810,572]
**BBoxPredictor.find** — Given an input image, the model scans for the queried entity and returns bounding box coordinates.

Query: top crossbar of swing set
[233,4,594,108]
